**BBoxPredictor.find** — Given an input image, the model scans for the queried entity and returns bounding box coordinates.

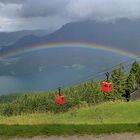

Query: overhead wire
[0,54,139,90]
[61,56,140,88]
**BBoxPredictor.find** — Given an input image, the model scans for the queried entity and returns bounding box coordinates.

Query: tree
[111,64,127,98]
[130,61,140,83]
[126,73,137,92]
[1,104,13,117]
[126,61,140,92]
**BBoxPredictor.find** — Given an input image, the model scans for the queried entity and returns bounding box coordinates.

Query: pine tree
[126,72,137,92]
[111,64,127,98]
[126,61,140,92]
[130,61,140,83]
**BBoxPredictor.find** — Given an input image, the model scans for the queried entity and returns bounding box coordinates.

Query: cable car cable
[62,57,140,88]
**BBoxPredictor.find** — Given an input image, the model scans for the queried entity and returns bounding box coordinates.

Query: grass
[1,100,140,125]
[0,124,140,137]
[1,100,140,136]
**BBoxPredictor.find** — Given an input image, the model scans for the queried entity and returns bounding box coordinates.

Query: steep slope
[0,29,50,47]
[1,18,140,54]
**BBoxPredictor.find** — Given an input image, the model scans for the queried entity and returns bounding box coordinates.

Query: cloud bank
[0,0,140,31]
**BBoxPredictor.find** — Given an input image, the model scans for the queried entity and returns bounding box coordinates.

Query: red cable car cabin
[56,95,66,105]
[101,81,113,93]
[56,87,66,105]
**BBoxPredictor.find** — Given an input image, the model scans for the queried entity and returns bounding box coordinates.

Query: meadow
[0,62,140,137]
[0,100,140,137]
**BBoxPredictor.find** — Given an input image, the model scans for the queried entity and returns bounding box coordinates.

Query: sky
[0,0,140,31]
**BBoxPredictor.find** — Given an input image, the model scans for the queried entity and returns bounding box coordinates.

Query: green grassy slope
[1,100,140,125]
[0,100,140,136]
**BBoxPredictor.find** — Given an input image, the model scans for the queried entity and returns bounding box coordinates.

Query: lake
[0,47,134,94]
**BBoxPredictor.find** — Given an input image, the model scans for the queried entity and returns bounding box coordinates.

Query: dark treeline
[0,61,140,116]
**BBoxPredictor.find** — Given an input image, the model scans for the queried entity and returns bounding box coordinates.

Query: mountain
[0,18,140,93]
[40,18,140,53]
[1,18,140,55]
[0,29,51,47]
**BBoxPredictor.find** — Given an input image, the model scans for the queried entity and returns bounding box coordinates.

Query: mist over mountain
[40,18,140,53]
[0,18,139,93]
[1,0,140,94]
[1,18,140,55]
[0,29,51,47]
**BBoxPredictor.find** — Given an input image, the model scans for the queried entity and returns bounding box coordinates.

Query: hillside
[0,30,50,47]
[1,100,140,125]
[1,18,140,54]
[0,101,140,137]
[0,62,140,137]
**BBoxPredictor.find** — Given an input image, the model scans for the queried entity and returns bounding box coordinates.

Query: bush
[1,104,13,117]
[1,62,139,116]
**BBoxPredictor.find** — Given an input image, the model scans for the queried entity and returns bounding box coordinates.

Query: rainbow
[0,42,139,58]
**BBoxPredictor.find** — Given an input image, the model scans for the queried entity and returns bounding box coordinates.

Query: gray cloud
[17,16,71,31]
[66,0,140,20]
[18,0,140,20]
[20,0,69,17]
[0,0,140,31]
[0,0,25,4]
[0,2,21,18]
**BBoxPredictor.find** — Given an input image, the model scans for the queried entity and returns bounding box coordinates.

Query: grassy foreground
[0,100,140,136]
